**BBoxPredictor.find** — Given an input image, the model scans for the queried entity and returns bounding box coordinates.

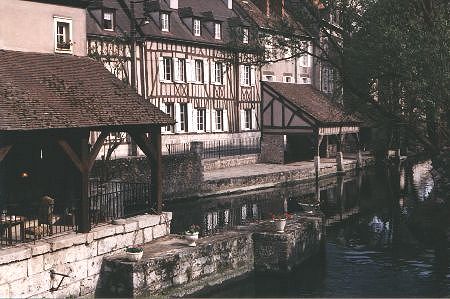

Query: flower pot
[273,219,287,233]
[125,250,143,262]
[185,232,199,247]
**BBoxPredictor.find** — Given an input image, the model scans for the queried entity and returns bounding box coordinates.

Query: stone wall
[202,154,259,171]
[0,213,171,298]
[260,134,285,164]
[99,231,254,297]
[91,153,203,199]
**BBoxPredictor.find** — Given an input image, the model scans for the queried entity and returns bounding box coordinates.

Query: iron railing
[165,143,190,156]
[88,181,151,226]
[202,137,261,159]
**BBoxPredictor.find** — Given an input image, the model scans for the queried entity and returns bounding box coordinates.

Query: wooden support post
[315,134,324,180]
[79,135,91,233]
[336,134,345,172]
[150,126,163,214]
[0,144,13,163]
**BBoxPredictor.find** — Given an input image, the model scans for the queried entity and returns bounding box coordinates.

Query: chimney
[222,0,232,9]
[169,0,178,9]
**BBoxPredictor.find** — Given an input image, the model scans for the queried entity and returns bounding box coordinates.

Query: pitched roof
[87,0,251,46]
[263,82,361,125]
[0,50,174,132]
[25,0,90,8]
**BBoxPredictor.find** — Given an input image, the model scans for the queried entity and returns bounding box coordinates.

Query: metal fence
[202,137,261,159]
[165,142,190,156]
[88,181,151,226]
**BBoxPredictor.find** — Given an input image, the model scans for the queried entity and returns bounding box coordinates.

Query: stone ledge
[0,246,32,265]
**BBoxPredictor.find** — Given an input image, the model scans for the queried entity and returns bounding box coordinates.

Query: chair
[24,196,56,238]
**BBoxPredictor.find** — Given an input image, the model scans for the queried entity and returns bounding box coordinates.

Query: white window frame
[283,76,293,83]
[214,62,224,85]
[214,22,222,40]
[193,19,201,36]
[244,109,252,130]
[161,13,169,32]
[54,17,73,53]
[242,28,249,44]
[175,58,186,82]
[162,57,173,82]
[242,65,251,86]
[179,103,188,132]
[197,108,206,132]
[165,103,175,133]
[103,11,114,31]
[215,109,223,131]
[263,75,275,82]
[194,59,204,83]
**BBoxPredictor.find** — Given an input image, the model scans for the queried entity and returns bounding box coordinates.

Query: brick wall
[260,134,285,164]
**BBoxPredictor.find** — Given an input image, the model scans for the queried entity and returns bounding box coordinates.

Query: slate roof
[263,82,361,125]
[0,50,174,132]
[87,0,252,46]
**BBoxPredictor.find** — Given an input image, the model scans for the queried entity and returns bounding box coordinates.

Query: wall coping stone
[0,246,32,265]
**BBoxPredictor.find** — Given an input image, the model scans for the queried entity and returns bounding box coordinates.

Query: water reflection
[183,159,449,297]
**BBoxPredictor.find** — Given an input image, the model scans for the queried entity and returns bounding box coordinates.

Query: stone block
[87,256,104,276]
[160,212,173,224]
[116,232,136,249]
[172,273,189,286]
[133,230,144,246]
[92,225,116,240]
[27,255,44,276]
[114,224,125,234]
[28,241,51,256]
[9,271,51,298]
[143,227,153,243]
[0,246,31,265]
[49,281,81,299]
[137,214,160,228]
[152,224,169,239]
[97,236,118,255]
[49,233,86,251]
[80,274,100,296]
[0,260,27,284]
[86,232,95,244]
[0,283,9,298]
[124,220,139,233]
[52,260,88,287]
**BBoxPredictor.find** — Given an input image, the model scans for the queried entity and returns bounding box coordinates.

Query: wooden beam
[57,140,84,173]
[0,144,13,163]
[128,131,157,160]
[87,130,109,172]
[149,126,163,214]
[79,135,91,233]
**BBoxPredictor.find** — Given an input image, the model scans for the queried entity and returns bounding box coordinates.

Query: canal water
[166,160,449,297]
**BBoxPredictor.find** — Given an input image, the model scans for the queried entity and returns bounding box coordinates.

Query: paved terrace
[199,153,374,196]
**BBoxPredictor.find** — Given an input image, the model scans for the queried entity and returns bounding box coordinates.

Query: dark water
[166,160,450,297]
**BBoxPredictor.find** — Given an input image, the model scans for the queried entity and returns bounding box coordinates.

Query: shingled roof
[263,82,361,125]
[0,50,174,132]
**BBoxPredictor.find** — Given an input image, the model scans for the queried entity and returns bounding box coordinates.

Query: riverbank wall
[98,213,323,297]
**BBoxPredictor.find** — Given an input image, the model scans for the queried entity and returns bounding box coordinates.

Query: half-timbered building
[87,0,261,157]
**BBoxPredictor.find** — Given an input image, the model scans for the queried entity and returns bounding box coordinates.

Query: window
[193,19,201,36]
[163,57,173,81]
[283,76,293,83]
[242,28,249,44]
[244,109,252,130]
[179,103,188,132]
[54,17,72,52]
[214,62,223,84]
[216,109,223,131]
[243,65,251,86]
[264,75,274,81]
[322,68,334,93]
[175,58,186,82]
[214,23,221,39]
[194,60,204,83]
[197,108,206,132]
[165,103,174,132]
[161,13,169,32]
[103,11,114,31]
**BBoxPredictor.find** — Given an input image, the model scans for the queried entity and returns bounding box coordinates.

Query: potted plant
[185,224,200,247]
[271,212,292,233]
[125,246,144,261]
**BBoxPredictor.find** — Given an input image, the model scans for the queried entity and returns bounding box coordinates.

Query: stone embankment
[98,212,323,297]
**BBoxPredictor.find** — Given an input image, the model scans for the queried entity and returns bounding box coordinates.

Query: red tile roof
[0,50,174,132]
[263,82,361,125]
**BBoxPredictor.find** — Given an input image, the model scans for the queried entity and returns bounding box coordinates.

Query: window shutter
[240,65,245,86]
[206,109,211,132]
[223,109,229,131]
[188,104,197,132]
[158,57,164,81]
[252,109,258,130]
[222,63,227,85]
[174,103,181,132]
[211,62,216,84]
[240,109,246,130]
[203,60,209,84]
[211,109,217,131]
[173,58,179,81]
[186,59,192,82]
[251,66,256,86]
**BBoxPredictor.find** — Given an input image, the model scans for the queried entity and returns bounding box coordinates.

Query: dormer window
[161,13,169,32]
[242,28,249,44]
[214,23,221,40]
[103,11,114,31]
[54,17,72,53]
[193,19,201,36]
